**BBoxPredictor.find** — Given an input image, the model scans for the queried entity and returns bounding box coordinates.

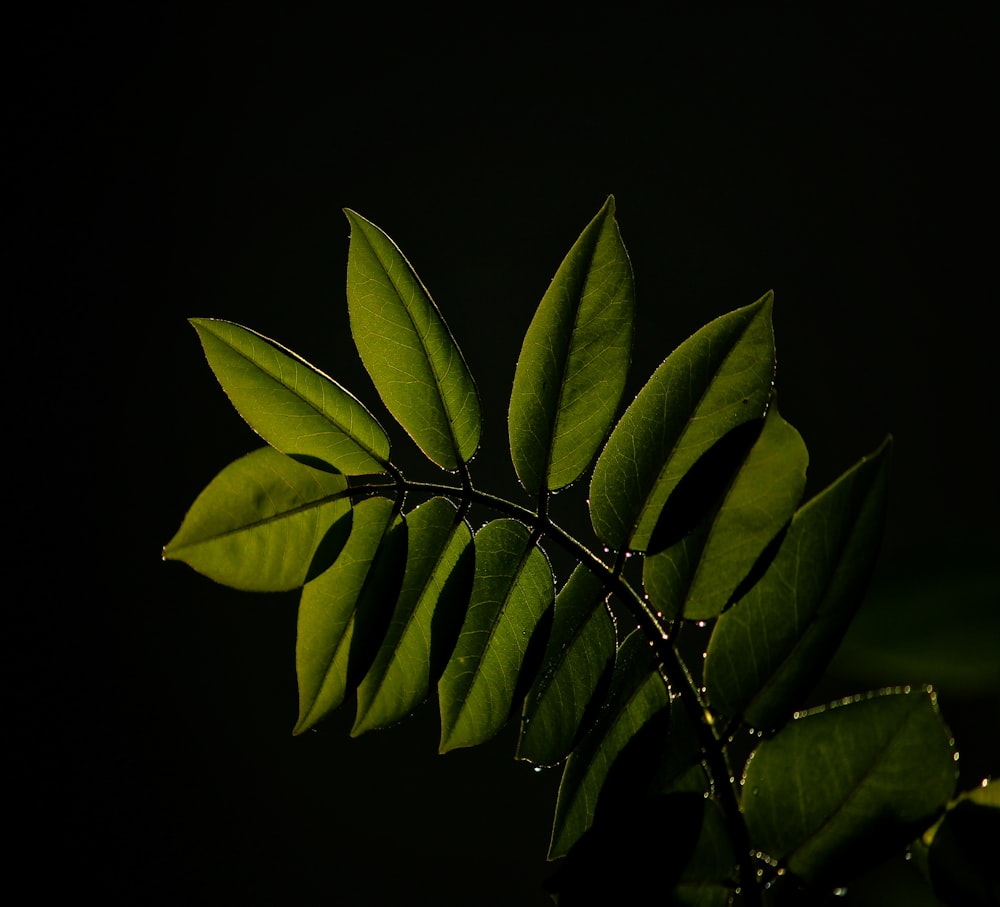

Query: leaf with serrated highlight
[352,497,474,735]
[294,497,406,735]
[742,689,957,885]
[704,437,892,731]
[345,209,481,471]
[163,446,351,591]
[509,196,635,495]
[589,294,775,553]
[190,318,390,475]
[438,519,553,753]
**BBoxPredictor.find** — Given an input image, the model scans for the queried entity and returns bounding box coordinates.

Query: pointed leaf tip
[509,197,635,495]
[345,209,482,471]
[189,317,390,475]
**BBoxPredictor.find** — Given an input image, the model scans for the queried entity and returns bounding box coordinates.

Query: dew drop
[832,887,848,898]
[533,765,543,773]
[696,620,707,628]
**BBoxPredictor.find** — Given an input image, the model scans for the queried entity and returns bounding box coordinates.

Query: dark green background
[10,6,997,905]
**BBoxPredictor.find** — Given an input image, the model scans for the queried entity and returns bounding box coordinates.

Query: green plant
[164,197,997,905]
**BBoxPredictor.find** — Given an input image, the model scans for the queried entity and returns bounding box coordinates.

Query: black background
[9,6,997,905]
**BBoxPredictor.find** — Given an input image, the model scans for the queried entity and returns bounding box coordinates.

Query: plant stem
[351,474,762,903]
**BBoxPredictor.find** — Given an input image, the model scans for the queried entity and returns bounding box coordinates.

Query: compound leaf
[549,629,671,859]
[589,294,775,553]
[190,318,389,475]
[345,209,481,471]
[517,565,617,766]
[742,689,958,885]
[294,497,406,735]
[353,497,474,735]
[704,437,892,731]
[163,446,351,591]
[438,519,554,753]
[509,195,635,495]
[643,400,808,620]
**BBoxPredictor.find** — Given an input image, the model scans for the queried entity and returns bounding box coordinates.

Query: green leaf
[914,781,1000,906]
[548,629,671,858]
[644,400,808,620]
[294,497,406,735]
[589,293,775,552]
[438,519,553,753]
[189,318,390,475]
[345,209,482,471]
[517,565,617,766]
[742,689,958,885]
[508,195,635,495]
[162,446,351,591]
[352,497,474,735]
[704,437,892,730]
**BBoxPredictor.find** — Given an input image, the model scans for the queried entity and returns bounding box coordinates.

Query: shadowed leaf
[589,293,775,553]
[509,195,635,495]
[353,497,474,735]
[345,209,481,471]
[163,446,351,591]
[438,519,554,753]
[913,781,1000,906]
[190,318,389,475]
[517,565,617,766]
[644,401,808,620]
[548,629,671,858]
[294,497,406,735]
[704,437,892,731]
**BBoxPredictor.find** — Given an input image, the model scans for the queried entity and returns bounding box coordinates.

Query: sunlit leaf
[508,195,635,495]
[163,446,351,591]
[352,497,474,735]
[549,629,671,858]
[345,209,481,471]
[589,293,775,552]
[294,497,406,735]
[438,519,553,753]
[704,437,892,731]
[742,689,958,885]
[190,318,390,475]
[644,400,808,620]
[517,565,617,766]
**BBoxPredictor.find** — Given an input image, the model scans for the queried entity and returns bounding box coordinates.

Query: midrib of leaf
[210,324,387,466]
[356,230,467,467]
[164,491,352,556]
[542,238,606,484]
[448,527,542,721]
[628,310,771,551]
